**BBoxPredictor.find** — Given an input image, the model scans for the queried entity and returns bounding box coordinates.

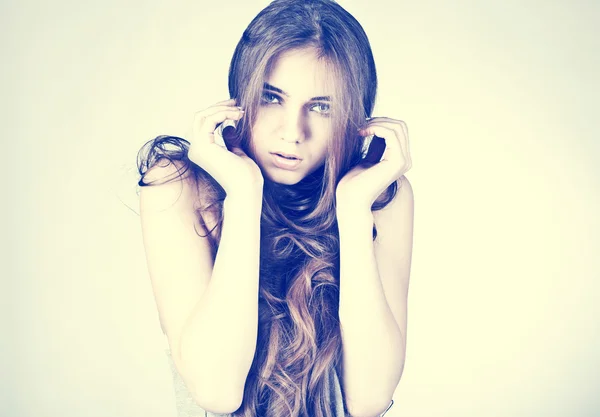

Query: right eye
[261,92,281,104]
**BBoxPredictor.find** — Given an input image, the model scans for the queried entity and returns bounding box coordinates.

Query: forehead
[266,48,333,98]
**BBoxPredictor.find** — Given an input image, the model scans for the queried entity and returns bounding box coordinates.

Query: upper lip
[271,151,302,160]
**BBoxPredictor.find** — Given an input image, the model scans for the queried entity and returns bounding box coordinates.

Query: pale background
[3,0,599,416]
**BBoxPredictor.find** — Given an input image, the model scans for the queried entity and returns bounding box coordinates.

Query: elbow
[180,365,245,414]
[346,397,393,417]
[190,382,244,414]
[174,350,247,413]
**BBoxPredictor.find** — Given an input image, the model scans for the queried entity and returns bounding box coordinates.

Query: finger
[365,119,409,153]
[201,106,245,135]
[193,109,245,143]
[398,119,408,138]
[365,117,405,128]
[365,118,409,145]
[359,125,399,160]
[398,120,411,168]
[358,125,409,172]
[194,99,237,117]
[363,121,410,166]
[359,124,399,152]
[195,104,243,119]
[206,98,237,110]
[215,98,237,105]
[381,120,410,168]
[364,120,405,137]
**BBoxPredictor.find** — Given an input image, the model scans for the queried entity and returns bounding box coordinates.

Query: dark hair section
[136,1,399,415]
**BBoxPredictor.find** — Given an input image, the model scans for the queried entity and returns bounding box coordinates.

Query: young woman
[137,1,413,416]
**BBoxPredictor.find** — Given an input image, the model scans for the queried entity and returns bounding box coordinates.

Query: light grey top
[165,348,393,417]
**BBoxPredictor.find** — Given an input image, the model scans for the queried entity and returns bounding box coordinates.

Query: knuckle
[400,121,409,135]
[194,114,206,125]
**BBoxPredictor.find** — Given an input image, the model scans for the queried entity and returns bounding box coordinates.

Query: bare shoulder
[139,158,201,214]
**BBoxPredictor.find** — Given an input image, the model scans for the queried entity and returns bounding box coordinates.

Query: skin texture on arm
[337,176,414,417]
[139,161,263,414]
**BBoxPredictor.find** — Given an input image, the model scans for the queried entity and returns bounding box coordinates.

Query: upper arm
[139,160,215,357]
[373,176,414,351]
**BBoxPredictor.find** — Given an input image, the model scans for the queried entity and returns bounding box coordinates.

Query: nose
[280,109,306,144]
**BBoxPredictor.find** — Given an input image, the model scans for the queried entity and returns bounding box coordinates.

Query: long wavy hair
[137,1,399,416]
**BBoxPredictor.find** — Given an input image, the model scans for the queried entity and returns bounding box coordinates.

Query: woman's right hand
[188,98,264,197]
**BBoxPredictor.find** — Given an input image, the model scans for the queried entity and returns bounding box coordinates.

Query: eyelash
[261,92,281,105]
[260,92,331,115]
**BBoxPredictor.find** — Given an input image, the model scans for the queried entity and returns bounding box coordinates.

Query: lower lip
[271,153,302,170]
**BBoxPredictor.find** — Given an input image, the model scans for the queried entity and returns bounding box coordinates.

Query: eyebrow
[263,83,331,102]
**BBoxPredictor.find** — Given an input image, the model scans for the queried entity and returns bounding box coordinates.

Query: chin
[264,171,305,185]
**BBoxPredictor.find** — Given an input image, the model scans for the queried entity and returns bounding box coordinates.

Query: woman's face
[250,48,334,185]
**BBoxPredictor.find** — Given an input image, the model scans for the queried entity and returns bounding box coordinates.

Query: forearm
[178,192,262,408]
[337,208,404,416]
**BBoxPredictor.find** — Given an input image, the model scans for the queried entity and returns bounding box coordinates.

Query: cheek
[319,125,335,161]
[316,122,334,149]
[252,110,277,141]
[312,133,332,163]
[255,106,280,124]
[251,114,268,141]
[309,114,333,134]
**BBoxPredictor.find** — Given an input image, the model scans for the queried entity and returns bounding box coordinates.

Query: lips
[270,152,303,170]
[272,151,301,160]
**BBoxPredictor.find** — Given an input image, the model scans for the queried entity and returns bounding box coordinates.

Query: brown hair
[137,1,399,415]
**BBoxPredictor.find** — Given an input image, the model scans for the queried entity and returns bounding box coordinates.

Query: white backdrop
[4,0,599,416]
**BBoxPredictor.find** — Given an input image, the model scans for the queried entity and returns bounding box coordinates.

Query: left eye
[261,92,280,104]
[311,103,330,114]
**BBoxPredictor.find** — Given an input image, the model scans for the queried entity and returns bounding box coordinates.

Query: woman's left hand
[336,117,411,212]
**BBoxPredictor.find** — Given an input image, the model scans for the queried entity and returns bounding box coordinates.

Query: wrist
[336,203,373,227]
[224,190,263,213]
[226,185,263,201]
[336,195,371,216]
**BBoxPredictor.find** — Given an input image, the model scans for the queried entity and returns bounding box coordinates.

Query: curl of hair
[137,1,399,415]
[137,135,226,254]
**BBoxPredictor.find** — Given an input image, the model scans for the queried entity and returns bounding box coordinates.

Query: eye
[310,102,331,115]
[261,92,281,104]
